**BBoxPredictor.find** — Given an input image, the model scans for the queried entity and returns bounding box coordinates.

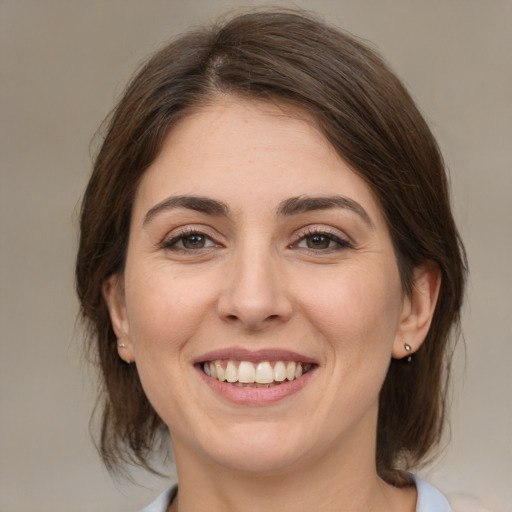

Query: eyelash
[160,227,353,254]
[292,228,353,252]
[159,228,219,252]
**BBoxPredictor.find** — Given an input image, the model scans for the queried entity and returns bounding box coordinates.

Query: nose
[217,245,293,331]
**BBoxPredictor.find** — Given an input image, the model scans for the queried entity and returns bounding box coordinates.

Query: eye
[179,233,210,249]
[294,230,352,251]
[161,231,218,251]
[299,234,334,250]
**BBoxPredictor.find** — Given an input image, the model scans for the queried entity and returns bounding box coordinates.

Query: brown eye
[306,235,331,249]
[161,231,217,252]
[182,234,207,249]
[295,231,352,252]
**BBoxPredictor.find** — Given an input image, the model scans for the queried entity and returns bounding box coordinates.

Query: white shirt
[141,476,452,512]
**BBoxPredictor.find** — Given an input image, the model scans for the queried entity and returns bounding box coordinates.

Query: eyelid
[158,225,222,251]
[290,225,354,250]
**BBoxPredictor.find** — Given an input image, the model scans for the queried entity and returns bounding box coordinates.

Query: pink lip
[194,347,318,365]
[196,365,317,405]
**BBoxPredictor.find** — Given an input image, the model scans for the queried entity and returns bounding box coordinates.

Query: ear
[102,274,135,363]
[392,261,442,359]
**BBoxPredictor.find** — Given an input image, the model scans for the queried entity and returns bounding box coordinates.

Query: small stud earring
[117,343,132,363]
[404,343,412,363]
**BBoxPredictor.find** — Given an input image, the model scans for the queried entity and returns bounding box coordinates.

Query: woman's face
[105,98,418,475]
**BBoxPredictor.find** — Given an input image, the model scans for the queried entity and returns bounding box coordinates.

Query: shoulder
[413,476,452,512]
[139,485,177,512]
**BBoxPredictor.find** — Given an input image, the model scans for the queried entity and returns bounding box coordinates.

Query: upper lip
[194,347,318,365]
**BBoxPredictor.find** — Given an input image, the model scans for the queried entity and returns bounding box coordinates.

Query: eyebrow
[277,196,373,227]
[143,196,230,225]
[143,194,372,227]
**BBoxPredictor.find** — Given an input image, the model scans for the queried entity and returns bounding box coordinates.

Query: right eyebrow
[143,195,230,226]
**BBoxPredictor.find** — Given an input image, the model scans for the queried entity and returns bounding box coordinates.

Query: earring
[117,343,132,363]
[404,343,412,363]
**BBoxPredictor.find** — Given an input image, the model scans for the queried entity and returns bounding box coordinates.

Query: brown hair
[76,9,466,483]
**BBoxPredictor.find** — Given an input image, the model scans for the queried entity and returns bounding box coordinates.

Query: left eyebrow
[276,196,373,227]
[143,195,230,226]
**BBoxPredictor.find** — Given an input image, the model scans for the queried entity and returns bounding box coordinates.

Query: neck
[168,415,416,512]
[172,457,384,512]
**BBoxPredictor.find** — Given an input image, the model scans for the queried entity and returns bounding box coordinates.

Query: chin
[197,422,310,475]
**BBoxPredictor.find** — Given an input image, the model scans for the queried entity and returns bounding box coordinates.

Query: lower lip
[196,365,316,405]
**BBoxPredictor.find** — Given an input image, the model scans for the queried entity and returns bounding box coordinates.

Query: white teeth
[215,361,225,381]
[273,361,286,382]
[255,362,274,384]
[203,359,312,385]
[286,362,296,381]
[238,361,256,383]
[225,360,237,382]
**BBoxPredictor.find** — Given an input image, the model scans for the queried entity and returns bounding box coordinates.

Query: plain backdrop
[1,1,511,511]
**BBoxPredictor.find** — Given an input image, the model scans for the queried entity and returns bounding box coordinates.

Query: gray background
[1,1,511,511]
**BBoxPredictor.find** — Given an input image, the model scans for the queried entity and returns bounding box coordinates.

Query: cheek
[285,261,404,442]
[294,261,403,356]
[122,266,218,430]
[123,265,216,358]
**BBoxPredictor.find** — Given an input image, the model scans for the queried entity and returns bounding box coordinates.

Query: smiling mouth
[201,360,315,387]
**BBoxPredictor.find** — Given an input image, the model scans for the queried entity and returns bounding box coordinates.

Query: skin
[104,97,440,512]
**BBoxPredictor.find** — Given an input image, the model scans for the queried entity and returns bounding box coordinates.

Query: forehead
[132,97,384,226]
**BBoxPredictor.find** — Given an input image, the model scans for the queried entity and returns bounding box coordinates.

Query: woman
[76,10,466,512]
